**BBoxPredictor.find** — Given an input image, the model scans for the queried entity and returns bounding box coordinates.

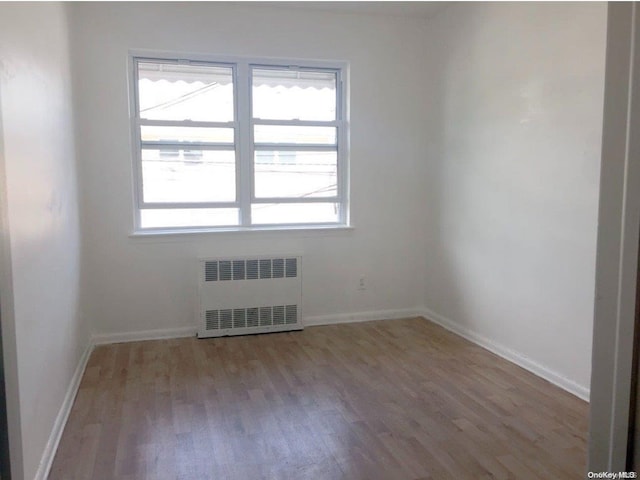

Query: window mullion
[236,62,252,226]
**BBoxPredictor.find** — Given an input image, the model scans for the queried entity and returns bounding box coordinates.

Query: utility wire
[140,82,222,114]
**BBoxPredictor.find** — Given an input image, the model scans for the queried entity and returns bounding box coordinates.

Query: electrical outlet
[358,275,366,290]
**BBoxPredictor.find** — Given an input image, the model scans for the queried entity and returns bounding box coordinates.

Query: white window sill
[129,224,354,241]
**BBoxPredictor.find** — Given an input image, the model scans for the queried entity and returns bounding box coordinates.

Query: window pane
[142,149,235,203]
[141,126,234,144]
[141,208,239,228]
[137,62,234,122]
[252,68,336,121]
[254,151,337,198]
[252,203,339,224]
[253,125,336,145]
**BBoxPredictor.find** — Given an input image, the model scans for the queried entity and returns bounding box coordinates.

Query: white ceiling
[256,2,452,19]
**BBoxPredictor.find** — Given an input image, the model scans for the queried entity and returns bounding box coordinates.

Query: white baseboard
[35,326,196,479]
[92,312,419,342]
[304,308,420,327]
[418,307,590,402]
[35,342,94,480]
[91,326,197,345]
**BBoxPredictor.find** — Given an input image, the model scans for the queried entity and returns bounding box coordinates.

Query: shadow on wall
[0,312,9,480]
[422,6,472,330]
[421,2,603,395]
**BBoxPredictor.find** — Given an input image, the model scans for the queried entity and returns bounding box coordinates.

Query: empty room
[1,1,638,479]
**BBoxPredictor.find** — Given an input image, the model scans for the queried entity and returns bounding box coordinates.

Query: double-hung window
[130,54,348,232]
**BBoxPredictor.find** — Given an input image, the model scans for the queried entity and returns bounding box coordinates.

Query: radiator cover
[197,256,303,338]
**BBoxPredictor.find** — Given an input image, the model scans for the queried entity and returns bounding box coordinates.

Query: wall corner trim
[418,307,590,402]
[34,341,94,480]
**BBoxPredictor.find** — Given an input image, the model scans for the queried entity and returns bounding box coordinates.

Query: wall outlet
[358,275,366,290]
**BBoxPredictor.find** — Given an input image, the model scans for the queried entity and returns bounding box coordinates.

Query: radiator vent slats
[205,305,300,331]
[233,260,245,280]
[286,258,297,278]
[199,255,302,338]
[260,306,272,327]
[247,260,259,279]
[273,305,285,325]
[205,310,219,330]
[285,304,297,324]
[272,259,284,278]
[247,307,259,328]
[259,259,272,279]
[219,261,232,281]
[205,257,298,282]
[233,309,245,328]
[205,261,218,282]
[220,309,233,329]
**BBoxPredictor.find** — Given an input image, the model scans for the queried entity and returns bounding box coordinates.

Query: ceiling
[253,2,452,19]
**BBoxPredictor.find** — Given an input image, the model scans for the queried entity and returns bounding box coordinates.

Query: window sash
[138,119,237,128]
[141,202,239,209]
[131,54,347,230]
[250,65,340,123]
[253,144,336,151]
[141,142,235,150]
[247,66,344,212]
[252,197,341,204]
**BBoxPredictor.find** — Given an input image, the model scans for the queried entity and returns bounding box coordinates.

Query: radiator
[197,255,303,338]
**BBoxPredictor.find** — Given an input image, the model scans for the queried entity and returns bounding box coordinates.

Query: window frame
[128,51,349,233]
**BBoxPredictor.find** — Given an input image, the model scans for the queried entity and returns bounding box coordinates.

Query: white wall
[421,2,606,396]
[0,3,88,479]
[69,2,430,337]
[67,1,605,399]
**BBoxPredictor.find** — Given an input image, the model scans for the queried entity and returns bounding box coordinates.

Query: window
[130,54,348,232]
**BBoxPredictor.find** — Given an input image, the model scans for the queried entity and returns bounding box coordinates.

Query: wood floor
[49,318,588,479]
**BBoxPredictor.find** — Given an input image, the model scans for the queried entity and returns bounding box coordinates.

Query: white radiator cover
[197,255,303,338]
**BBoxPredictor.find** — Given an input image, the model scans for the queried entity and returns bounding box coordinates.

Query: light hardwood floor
[49,318,588,479]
